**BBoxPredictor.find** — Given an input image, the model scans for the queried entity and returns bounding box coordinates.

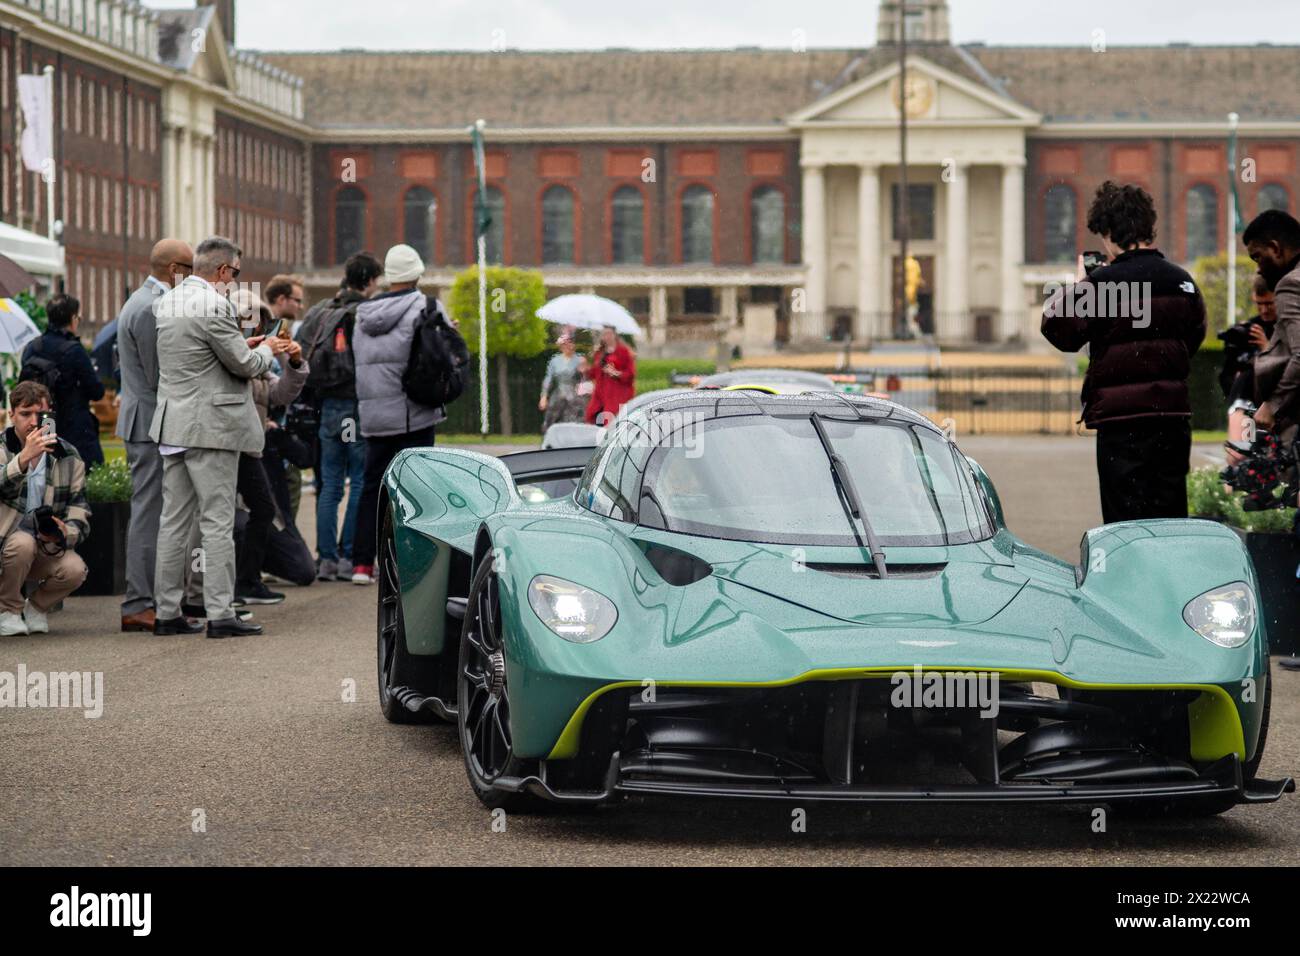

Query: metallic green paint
[383,447,1269,763]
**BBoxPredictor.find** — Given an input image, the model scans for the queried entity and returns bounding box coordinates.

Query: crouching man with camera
[0,381,90,636]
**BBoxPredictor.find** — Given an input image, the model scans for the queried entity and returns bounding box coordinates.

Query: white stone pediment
[789,55,1040,128]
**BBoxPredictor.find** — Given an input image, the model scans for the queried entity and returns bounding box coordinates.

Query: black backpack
[303,298,359,394]
[402,296,468,409]
[19,337,78,398]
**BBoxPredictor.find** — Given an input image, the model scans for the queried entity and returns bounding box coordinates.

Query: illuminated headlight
[527,575,617,643]
[1182,583,1255,648]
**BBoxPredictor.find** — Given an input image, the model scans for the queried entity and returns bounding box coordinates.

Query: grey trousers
[154,447,240,622]
[122,439,163,615]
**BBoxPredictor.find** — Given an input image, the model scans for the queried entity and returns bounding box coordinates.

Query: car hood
[701,540,1028,629]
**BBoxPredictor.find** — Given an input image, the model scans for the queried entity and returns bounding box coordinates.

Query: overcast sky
[139,0,1293,51]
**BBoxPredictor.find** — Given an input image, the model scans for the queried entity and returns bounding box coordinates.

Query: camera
[1218,316,1269,358]
[32,504,64,545]
[1221,423,1298,512]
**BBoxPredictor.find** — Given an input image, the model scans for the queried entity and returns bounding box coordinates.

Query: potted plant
[80,457,132,597]
[1188,466,1299,656]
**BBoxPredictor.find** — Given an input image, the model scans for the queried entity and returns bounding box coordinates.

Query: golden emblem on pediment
[889,75,935,119]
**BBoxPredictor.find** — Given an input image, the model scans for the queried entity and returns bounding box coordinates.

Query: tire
[1113,675,1272,820]
[377,512,441,725]
[457,553,541,812]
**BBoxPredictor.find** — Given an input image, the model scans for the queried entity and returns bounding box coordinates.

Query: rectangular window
[683,287,715,314]
[891,183,936,241]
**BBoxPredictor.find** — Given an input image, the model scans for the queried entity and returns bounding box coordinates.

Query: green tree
[1193,253,1259,334]
[447,266,547,435]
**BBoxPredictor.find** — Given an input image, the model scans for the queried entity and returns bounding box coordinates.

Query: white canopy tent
[0,220,64,283]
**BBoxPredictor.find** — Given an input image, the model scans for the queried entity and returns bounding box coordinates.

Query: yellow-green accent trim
[544,666,1246,762]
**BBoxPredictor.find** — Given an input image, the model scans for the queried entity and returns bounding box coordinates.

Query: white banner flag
[18,73,52,175]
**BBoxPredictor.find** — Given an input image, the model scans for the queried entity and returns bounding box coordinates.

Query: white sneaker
[23,601,48,634]
[0,610,29,636]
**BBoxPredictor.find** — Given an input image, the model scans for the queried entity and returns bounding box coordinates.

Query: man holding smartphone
[1042,181,1206,523]
[0,381,91,636]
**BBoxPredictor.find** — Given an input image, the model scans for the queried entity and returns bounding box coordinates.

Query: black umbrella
[0,253,36,298]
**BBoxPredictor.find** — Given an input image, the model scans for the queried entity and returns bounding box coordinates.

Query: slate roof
[254,43,1300,131]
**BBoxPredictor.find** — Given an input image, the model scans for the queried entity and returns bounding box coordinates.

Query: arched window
[475,186,506,264]
[1259,183,1290,215]
[1185,184,1219,262]
[1043,184,1077,264]
[541,185,575,265]
[751,186,785,264]
[681,185,714,264]
[610,186,644,264]
[403,186,437,263]
[334,185,366,264]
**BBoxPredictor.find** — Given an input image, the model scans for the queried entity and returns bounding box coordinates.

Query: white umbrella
[0,297,42,354]
[537,294,641,338]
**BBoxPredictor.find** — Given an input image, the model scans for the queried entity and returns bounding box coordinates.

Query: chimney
[198,1,236,47]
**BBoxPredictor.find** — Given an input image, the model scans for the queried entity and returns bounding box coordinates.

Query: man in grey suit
[151,237,290,638]
[115,238,193,633]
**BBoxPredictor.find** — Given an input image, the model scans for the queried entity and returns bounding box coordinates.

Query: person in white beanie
[349,244,466,583]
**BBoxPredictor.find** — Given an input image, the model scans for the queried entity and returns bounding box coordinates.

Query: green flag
[471,121,491,238]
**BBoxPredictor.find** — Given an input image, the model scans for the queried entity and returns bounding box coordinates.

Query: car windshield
[638,414,992,547]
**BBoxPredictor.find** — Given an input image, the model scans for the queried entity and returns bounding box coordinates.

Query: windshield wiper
[809,413,888,579]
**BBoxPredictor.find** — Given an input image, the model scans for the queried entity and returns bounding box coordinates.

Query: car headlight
[1182,582,1256,648]
[527,575,617,643]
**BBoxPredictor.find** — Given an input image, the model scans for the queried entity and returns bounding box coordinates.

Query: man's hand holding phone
[248,333,290,356]
[19,417,57,470]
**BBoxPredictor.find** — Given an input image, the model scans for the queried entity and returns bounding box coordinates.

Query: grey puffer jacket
[353,289,446,438]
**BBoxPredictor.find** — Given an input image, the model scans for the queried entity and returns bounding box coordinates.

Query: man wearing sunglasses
[150,236,290,638]
[115,238,194,633]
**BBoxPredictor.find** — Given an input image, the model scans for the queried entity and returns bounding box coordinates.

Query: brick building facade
[3,0,1299,354]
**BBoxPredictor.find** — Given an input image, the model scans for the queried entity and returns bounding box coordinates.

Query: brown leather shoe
[121,609,157,633]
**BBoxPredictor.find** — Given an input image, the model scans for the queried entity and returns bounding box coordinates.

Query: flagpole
[473,119,489,437]
[43,65,55,242]
[1227,111,1240,330]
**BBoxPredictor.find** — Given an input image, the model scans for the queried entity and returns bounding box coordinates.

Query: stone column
[799,161,827,344]
[944,161,969,343]
[1000,160,1026,343]
[649,284,668,348]
[161,122,177,236]
[717,285,738,371]
[178,126,193,241]
[856,163,880,344]
[198,132,215,239]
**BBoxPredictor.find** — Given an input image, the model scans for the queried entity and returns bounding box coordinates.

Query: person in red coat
[584,325,636,425]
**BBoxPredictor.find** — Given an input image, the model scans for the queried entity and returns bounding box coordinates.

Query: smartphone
[276,318,292,339]
[36,410,56,438]
[1081,250,1108,276]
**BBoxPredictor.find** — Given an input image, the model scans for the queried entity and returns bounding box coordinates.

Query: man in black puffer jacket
[1043,181,1207,523]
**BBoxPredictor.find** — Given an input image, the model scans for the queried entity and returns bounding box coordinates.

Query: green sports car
[377,390,1293,815]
